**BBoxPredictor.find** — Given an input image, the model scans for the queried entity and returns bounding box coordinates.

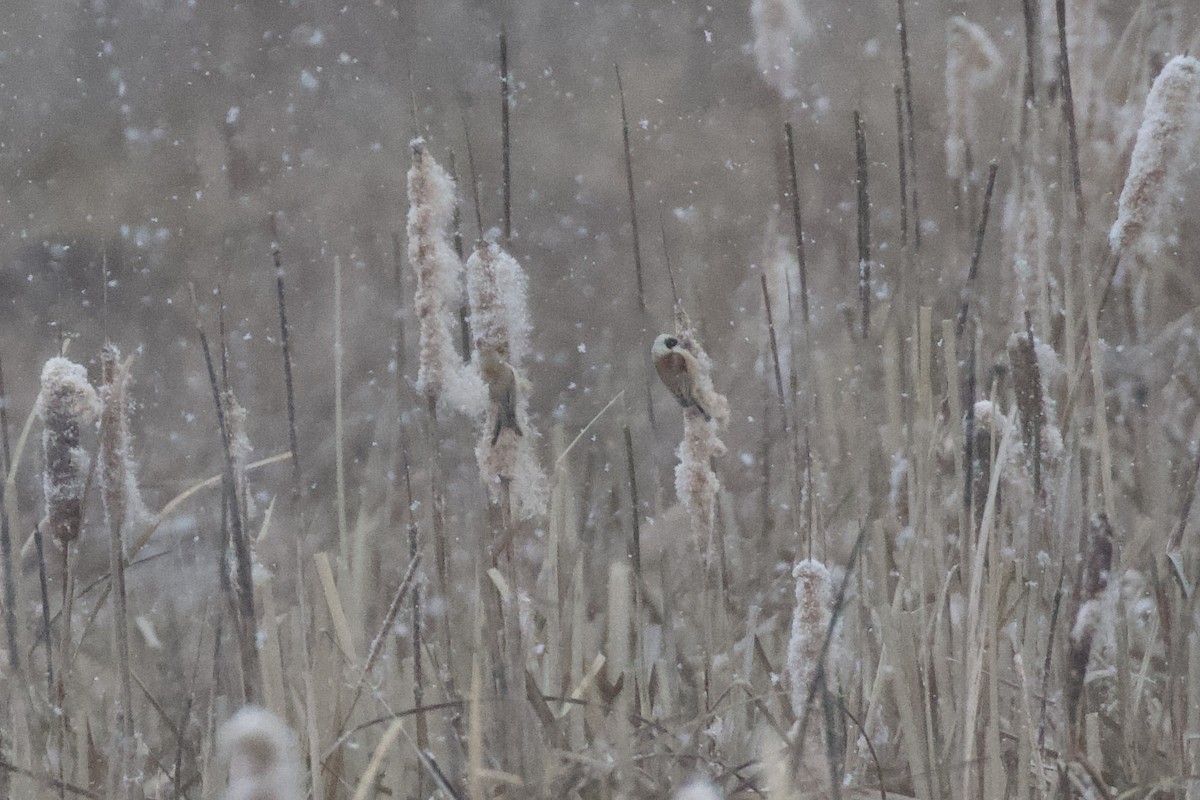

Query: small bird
[478,342,523,445]
[651,333,711,421]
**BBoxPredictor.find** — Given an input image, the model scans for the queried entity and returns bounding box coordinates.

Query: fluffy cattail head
[467,236,547,519]
[407,138,484,414]
[1109,55,1200,255]
[785,558,837,793]
[218,706,301,800]
[670,312,728,551]
[787,558,833,717]
[466,237,532,367]
[36,356,100,545]
[749,0,812,101]
[944,18,1003,180]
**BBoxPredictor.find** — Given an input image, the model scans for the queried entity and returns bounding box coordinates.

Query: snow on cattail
[944,18,1003,181]
[1109,55,1200,256]
[749,0,812,101]
[98,346,150,542]
[671,311,728,553]
[407,137,486,415]
[787,559,834,718]
[218,706,302,800]
[786,558,836,793]
[466,237,548,519]
[36,356,100,545]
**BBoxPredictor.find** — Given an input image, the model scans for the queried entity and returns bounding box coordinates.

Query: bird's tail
[491,406,523,445]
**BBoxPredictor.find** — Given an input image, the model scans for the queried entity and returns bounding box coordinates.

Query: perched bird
[478,343,523,445]
[651,333,712,422]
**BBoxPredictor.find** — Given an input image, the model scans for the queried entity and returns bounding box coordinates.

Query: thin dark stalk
[269,219,303,511]
[896,0,922,249]
[955,162,1000,340]
[405,453,429,788]
[962,333,978,523]
[0,353,11,469]
[616,64,646,313]
[1021,0,1039,114]
[189,285,259,704]
[761,275,786,403]
[0,465,17,675]
[1055,0,1085,225]
[34,524,53,700]
[893,87,909,252]
[462,115,485,239]
[854,111,871,339]
[784,123,810,325]
[658,216,681,310]
[0,354,18,676]
[500,29,512,243]
[449,151,473,361]
[616,419,642,584]
[1038,566,1065,752]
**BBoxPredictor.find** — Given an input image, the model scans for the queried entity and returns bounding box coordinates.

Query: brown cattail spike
[36,357,100,545]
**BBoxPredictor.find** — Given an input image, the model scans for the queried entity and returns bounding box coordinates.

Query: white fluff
[1109,55,1200,255]
[218,706,302,800]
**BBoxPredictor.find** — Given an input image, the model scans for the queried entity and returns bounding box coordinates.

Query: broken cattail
[670,309,728,554]
[1065,514,1114,735]
[786,558,836,793]
[466,236,548,519]
[749,0,812,102]
[36,356,100,545]
[407,137,486,415]
[218,706,301,800]
[944,18,1003,181]
[98,346,150,537]
[1109,55,1200,256]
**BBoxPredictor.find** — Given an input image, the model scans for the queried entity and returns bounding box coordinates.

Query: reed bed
[0,2,1198,799]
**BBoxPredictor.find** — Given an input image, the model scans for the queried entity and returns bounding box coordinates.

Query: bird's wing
[657,351,697,407]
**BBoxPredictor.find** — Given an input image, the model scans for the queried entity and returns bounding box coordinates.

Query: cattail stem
[33,524,53,701]
[500,29,512,243]
[854,111,871,339]
[1055,0,1085,225]
[893,87,909,252]
[955,161,999,339]
[761,274,786,402]
[896,0,921,249]
[269,220,303,514]
[784,122,810,326]
[191,285,259,704]
[0,472,17,674]
[462,116,485,239]
[616,63,646,313]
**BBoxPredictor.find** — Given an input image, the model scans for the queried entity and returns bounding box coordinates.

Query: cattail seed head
[749,0,812,101]
[36,356,100,545]
[467,237,547,519]
[407,138,486,415]
[944,18,1002,180]
[1109,55,1200,255]
[670,312,728,552]
[218,706,301,800]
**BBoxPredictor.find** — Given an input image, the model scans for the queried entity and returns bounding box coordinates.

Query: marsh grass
[1,2,1200,800]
